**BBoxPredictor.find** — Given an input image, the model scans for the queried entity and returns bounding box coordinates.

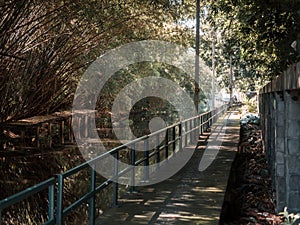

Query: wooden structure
[2,111,73,149]
[71,109,96,140]
[2,109,100,149]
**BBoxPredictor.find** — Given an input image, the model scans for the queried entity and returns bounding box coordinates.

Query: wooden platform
[2,112,73,149]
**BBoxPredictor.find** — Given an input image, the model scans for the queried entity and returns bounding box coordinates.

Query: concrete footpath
[96,111,240,225]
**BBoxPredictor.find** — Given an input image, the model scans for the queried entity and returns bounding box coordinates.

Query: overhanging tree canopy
[1,0,299,122]
[0,0,194,122]
[200,0,300,91]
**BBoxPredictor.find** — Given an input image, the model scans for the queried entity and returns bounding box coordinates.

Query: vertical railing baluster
[194,117,198,144]
[194,118,197,143]
[208,113,210,130]
[197,117,199,135]
[206,113,209,131]
[144,139,149,182]
[89,165,96,225]
[113,151,119,207]
[48,183,55,222]
[156,134,160,170]
[215,108,219,123]
[197,117,199,141]
[215,108,217,122]
[200,115,203,135]
[214,109,216,123]
[165,129,169,160]
[179,123,183,151]
[204,114,206,131]
[189,119,193,143]
[205,113,209,132]
[130,143,136,193]
[184,121,188,147]
[172,126,176,153]
[56,175,64,225]
[202,114,205,131]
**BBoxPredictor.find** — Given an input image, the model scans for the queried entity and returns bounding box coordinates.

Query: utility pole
[229,54,233,110]
[194,0,200,113]
[210,0,215,110]
[211,36,215,109]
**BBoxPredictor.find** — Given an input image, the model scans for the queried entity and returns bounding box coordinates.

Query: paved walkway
[96,111,240,225]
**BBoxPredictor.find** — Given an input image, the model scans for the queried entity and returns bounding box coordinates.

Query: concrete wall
[260,62,300,213]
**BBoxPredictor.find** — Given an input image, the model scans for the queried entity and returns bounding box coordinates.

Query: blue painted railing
[0,104,227,225]
[0,178,56,225]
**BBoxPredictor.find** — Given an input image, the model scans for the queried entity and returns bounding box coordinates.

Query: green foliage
[246,98,258,113]
[2,0,297,123]
[199,0,300,92]
[0,0,195,122]
[279,207,300,225]
[96,61,208,133]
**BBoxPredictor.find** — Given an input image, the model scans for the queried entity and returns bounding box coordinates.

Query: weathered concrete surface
[96,112,240,225]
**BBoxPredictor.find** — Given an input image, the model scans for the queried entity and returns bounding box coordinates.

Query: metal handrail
[0,177,56,225]
[0,104,228,225]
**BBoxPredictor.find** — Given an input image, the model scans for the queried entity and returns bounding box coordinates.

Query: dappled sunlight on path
[96,111,240,225]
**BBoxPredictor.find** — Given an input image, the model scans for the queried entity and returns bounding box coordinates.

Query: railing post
[130,143,136,193]
[179,123,183,151]
[184,121,188,146]
[194,117,198,143]
[113,152,119,207]
[165,129,169,160]
[48,183,55,222]
[172,126,176,153]
[89,165,96,225]
[193,119,196,142]
[204,114,206,131]
[207,113,209,129]
[200,115,203,135]
[143,139,149,182]
[189,119,193,144]
[214,109,216,123]
[156,134,160,170]
[56,175,64,225]
[197,116,200,141]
